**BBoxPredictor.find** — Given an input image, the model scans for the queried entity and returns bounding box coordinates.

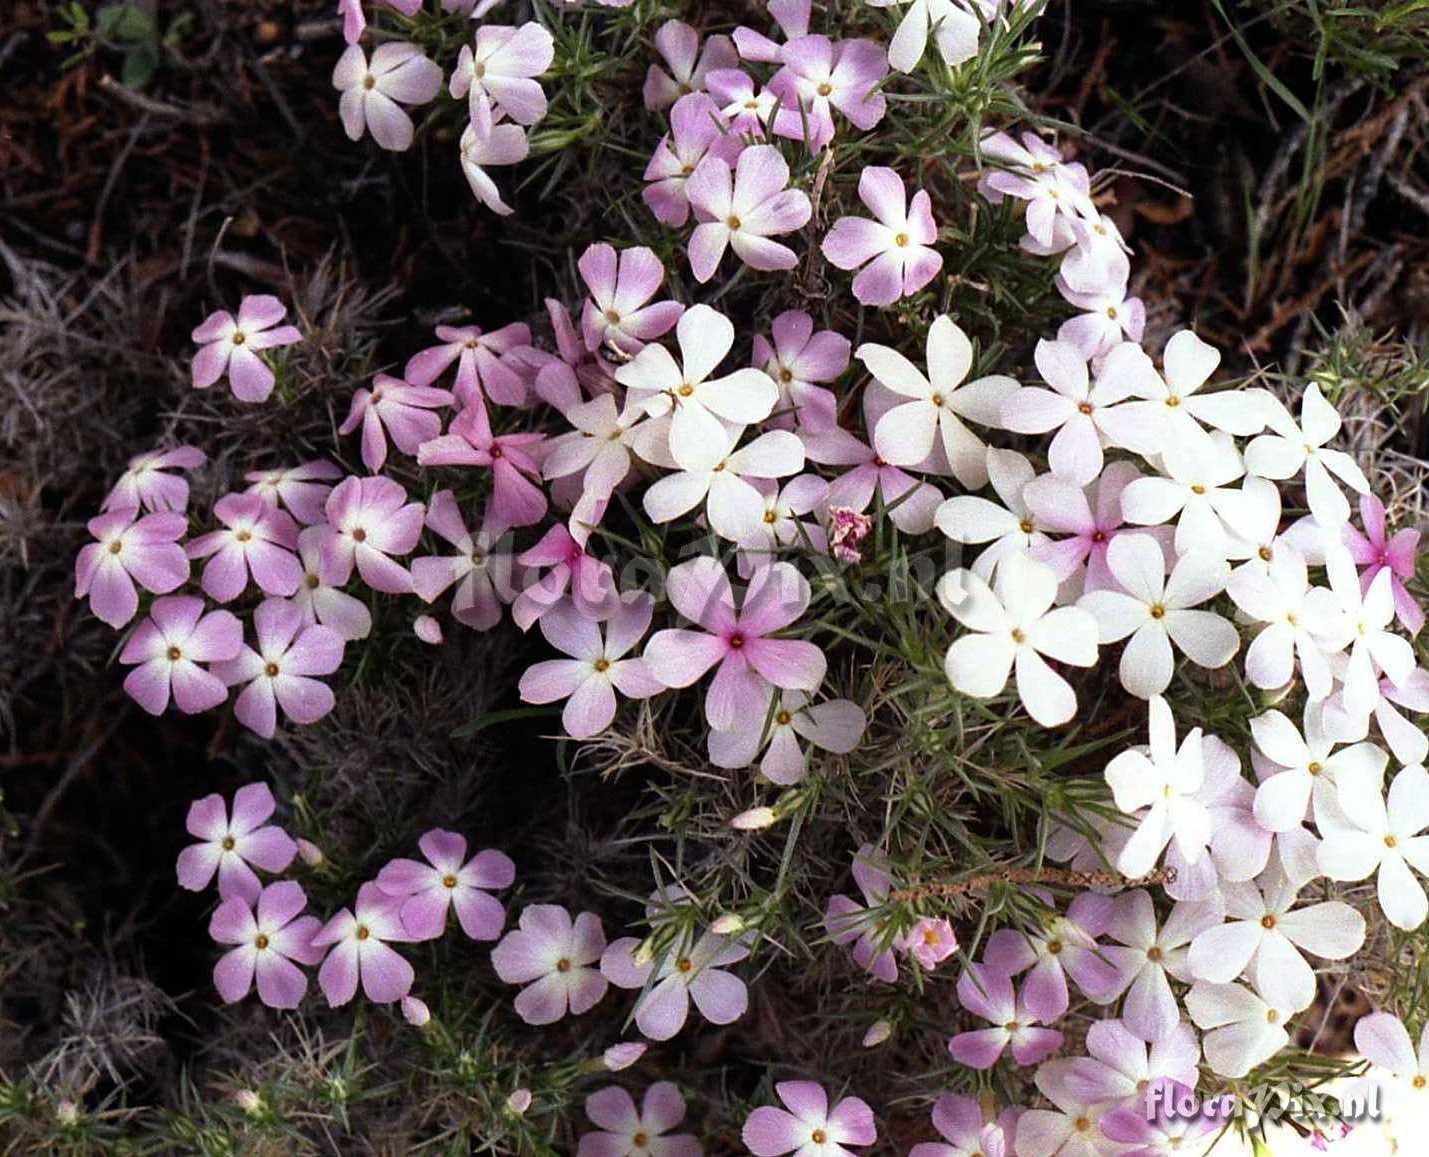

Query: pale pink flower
[413,615,442,644]
[1101,1078,1223,1155]
[983,892,1120,1021]
[686,144,812,282]
[947,964,1063,1068]
[1056,279,1145,358]
[339,374,453,473]
[186,493,302,603]
[511,523,618,630]
[824,844,898,982]
[642,93,744,228]
[706,69,779,135]
[602,1042,648,1072]
[1022,460,1156,594]
[214,599,345,738]
[752,310,849,431]
[1056,1018,1200,1114]
[405,321,532,409]
[768,35,888,152]
[1315,549,1416,722]
[1225,540,1337,698]
[601,927,750,1040]
[736,475,829,568]
[1354,1012,1429,1097]
[491,904,608,1025]
[899,917,958,971]
[449,22,555,139]
[103,446,205,514]
[338,0,364,45]
[1102,890,1222,1043]
[333,42,442,152]
[858,315,1018,487]
[1246,383,1369,527]
[417,404,548,529]
[191,295,302,403]
[318,475,425,595]
[541,395,644,543]
[1186,971,1300,1077]
[1344,493,1422,634]
[518,595,663,739]
[938,553,1099,728]
[312,882,417,1006]
[874,0,981,73]
[459,119,530,216]
[644,19,738,110]
[209,881,324,1008]
[580,1083,701,1157]
[1165,733,1272,901]
[293,525,372,640]
[401,994,431,1025]
[731,0,811,63]
[822,166,942,306]
[933,448,1050,582]
[411,491,515,631]
[643,556,826,731]
[979,132,1094,249]
[742,1081,875,1156]
[909,1094,1017,1157]
[578,243,684,355]
[245,460,343,526]
[75,508,189,628]
[1014,1059,1118,1157]
[375,829,514,941]
[176,782,297,902]
[119,595,242,717]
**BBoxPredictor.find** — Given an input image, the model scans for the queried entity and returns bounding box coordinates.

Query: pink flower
[601,928,749,1040]
[979,132,1095,250]
[75,508,189,628]
[909,1095,1017,1157]
[947,964,1063,1068]
[511,524,618,630]
[404,322,532,409]
[119,595,242,716]
[102,446,205,514]
[742,1081,876,1157]
[176,782,297,902]
[1344,493,1422,635]
[186,493,302,603]
[644,19,738,110]
[191,295,302,403]
[578,243,684,355]
[333,42,442,152]
[312,882,417,1006]
[579,1083,701,1157]
[1101,890,1221,1042]
[732,0,811,63]
[768,35,888,151]
[1057,279,1146,358]
[375,829,514,941]
[411,491,516,631]
[449,22,555,139]
[642,92,744,228]
[686,144,812,282]
[709,688,863,782]
[339,374,453,474]
[293,525,372,640]
[706,68,779,136]
[213,599,345,738]
[643,557,826,731]
[245,460,343,526]
[417,404,547,529]
[822,167,942,306]
[491,904,608,1025]
[827,507,873,563]
[1057,1018,1200,1113]
[319,475,425,594]
[825,844,898,982]
[899,918,958,972]
[753,310,850,431]
[459,119,530,216]
[1022,460,1155,593]
[518,595,664,739]
[209,881,324,1008]
[982,892,1120,1020]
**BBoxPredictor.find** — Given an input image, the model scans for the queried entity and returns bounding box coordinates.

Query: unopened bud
[862,1020,892,1048]
[730,806,776,831]
[414,615,443,645]
[234,1090,263,1115]
[633,939,656,967]
[55,1100,81,1127]
[401,996,430,1026]
[709,913,744,935]
[602,1042,647,1071]
[295,838,324,867]
[507,1088,532,1115]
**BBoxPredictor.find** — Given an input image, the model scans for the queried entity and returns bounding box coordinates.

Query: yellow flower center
[776,710,792,725]
[1047,939,1063,955]
[362,75,376,91]
[1307,761,1322,776]
[167,646,183,661]
[1260,915,1276,930]
[817,82,832,96]
[1078,401,1093,415]
[352,527,367,543]
[222,835,235,850]
[894,232,909,248]
[1147,946,1163,961]
[1190,484,1205,495]
[236,530,252,543]
[604,309,621,325]
[1385,835,1399,849]
[255,934,269,950]
[109,540,123,554]
[556,958,571,972]
[593,658,611,672]
[232,330,247,345]
[677,384,695,397]
[443,874,458,889]
[726,215,742,231]
[1010,627,1026,644]
[1265,1009,1280,1024]
[676,957,694,973]
[811,1129,827,1144]
[265,663,280,677]
[305,573,321,589]
[355,926,370,941]
[1149,603,1166,619]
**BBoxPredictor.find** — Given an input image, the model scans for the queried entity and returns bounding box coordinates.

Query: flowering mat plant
[6,0,1429,1154]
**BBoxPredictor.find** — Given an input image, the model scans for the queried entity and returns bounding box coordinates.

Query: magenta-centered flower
[319,475,425,595]
[187,492,302,603]
[1344,493,1422,635]
[312,882,417,1006]
[511,523,619,630]
[119,595,242,717]
[102,446,205,514]
[75,508,189,628]
[417,403,548,529]
[340,374,453,474]
[191,295,302,403]
[643,557,826,731]
[578,243,684,355]
[822,166,942,306]
[376,829,514,941]
[686,144,812,282]
[209,880,324,1009]
[213,599,345,738]
[176,782,297,903]
[743,1081,876,1157]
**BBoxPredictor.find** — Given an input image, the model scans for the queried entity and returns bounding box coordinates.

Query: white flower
[1056,280,1145,359]
[448,22,555,139]
[1249,704,1387,833]
[1078,536,1237,698]
[873,0,981,74]
[858,315,1019,488]
[1317,761,1429,930]
[1185,971,1301,1078]
[617,305,778,472]
[333,43,442,153]
[642,426,805,543]
[1103,696,1210,877]
[938,552,1099,727]
[1119,432,1250,559]
[459,121,529,216]
[1314,547,1416,722]
[708,690,866,784]
[1245,383,1369,527]
[1188,870,1364,1012]
[1102,890,1222,1043]
[1225,539,1337,697]
[933,448,1050,582]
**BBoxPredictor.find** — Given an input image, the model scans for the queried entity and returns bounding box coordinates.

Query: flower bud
[414,615,443,645]
[602,1042,647,1071]
[709,913,744,935]
[730,806,776,831]
[55,1100,81,1127]
[234,1090,264,1115]
[507,1088,533,1115]
[862,1020,892,1048]
[633,939,656,967]
[295,838,324,867]
[401,996,430,1026]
